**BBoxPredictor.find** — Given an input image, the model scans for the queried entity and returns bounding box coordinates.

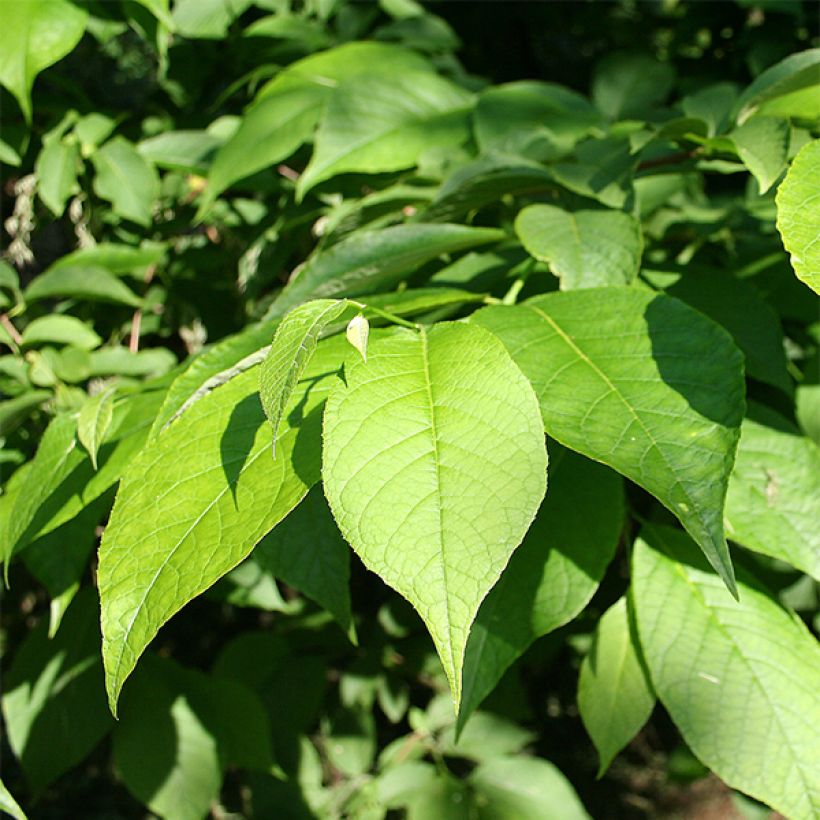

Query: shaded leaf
[35,135,80,216]
[25,266,141,307]
[592,52,674,120]
[729,117,789,194]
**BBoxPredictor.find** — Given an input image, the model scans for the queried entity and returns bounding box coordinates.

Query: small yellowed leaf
[346,315,369,362]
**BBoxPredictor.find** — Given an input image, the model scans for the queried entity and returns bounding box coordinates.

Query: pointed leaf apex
[346,315,369,362]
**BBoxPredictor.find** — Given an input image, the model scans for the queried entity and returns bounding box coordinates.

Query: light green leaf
[35,135,80,216]
[458,446,623,731]
[515,204,642,290]
[322,323,547,706]
[171,0,251,38]
[681,82,738,137]
[132,0,174,31]
[88,346,176,377]
[114,656,222,820]
[729,117,789,194]
[578,597,655,776]
[20,315,102,350]
[267,223,503,318]
[297,71,473,198]
[2,413,77,566]
[44,242,165,277]
[73,112,117,155]
[776,138,820,294]
[592,52,675,120]
[2,588,112,792]
[98,336,346,713]
[91,136,160,227]
[253,485,354,639]
[25,265,142,307]
[796,383,820,446]
[78,388,116,470]
[138,129,224,174]
[725,416,820,580]
[259,298,349,454]
[735,48,820,124]
[632,525,820,820]
[471,289,745,594]
[345,314,369,362]
[0,0,87,122]
[474,80,600,158]
[0,778,27,820]
[469,756,591,820]
[551,137,636,209]
[199,85,324,215]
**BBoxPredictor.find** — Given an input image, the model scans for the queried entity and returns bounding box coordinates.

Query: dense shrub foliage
[1,1,818,818]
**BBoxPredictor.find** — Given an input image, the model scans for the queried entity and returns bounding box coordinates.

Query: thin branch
[128,264,157,353]
[1,313,23,346]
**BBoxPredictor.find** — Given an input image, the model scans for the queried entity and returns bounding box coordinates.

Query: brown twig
[1,313,23,346]
[636,149,697,172]
[128,264,156,353]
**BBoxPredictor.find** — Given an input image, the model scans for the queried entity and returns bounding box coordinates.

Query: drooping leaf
[35,134,81,216]
[322,323,547,706]
[297,71,473,198]
[734,48,820,124]
[345,314,369,362]
[91,137,160,227]
[0,0,87,122]
[515,204,642,289]
[78,388,116,469]
[632,525,820,820]
[458,446,623,731]
[775,138,820,294]
[266,223,503,318]
[25,265,142,307]
[98,336,347,713]
[725,415,820,581]
[20,315,102,351]
[259,298,350,454]
[729,116,789,195]
[253,485,354,640]
[468,756,591,820]
[577,597,655,776]
[0,778,27,820]
[2,588,112,793]
[471,289,745,593]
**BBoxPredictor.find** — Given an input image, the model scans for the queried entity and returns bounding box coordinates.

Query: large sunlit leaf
[322,323,547,706]
[471,289,745,593]
[458,446,623,731]
[776,138,820,295]
[2,588,112,792]
[515,204,642,289]
[577,596,655,776]
[266,223,503,318]
[297,71,474,198]
[259,298,349,454]
[0,0,87,122]
[632,525,820,819]
[725,414,820,581]
[99,336,347,713]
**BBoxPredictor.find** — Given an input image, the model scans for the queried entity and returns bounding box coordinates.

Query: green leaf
[25,266,142,307]
[681,82,738,137]
[632,525,820,820]
[551,137,636,209]
[725,416,820,581]
[471,289,745,594]
[474,80,600,158]
[199,85,324,215]
[0,778,27,820]
[2,413,77,567]
[98,335,346,713]
[91,136,160,227]
[729,117,789,194]
[35,134,80,216]
[114,656,222,820]
[469,756,591,820]
[137,129,224,173]
[735,48,820,124]
[776,138,820,294]
[73,112,117,154]
[322,323,547,706]
[78,388,116,470]
[577,597,655,776]
[297,71,473,198]
[267,223,503,318]
[2,588,112,792]
[515,204,642,289]
[44,242,165,277]
[647,268,792,395]
[20,315,102,350]
[253,485,354,640]
[88,346,176,377]
[0,0,87,122]
[0,391,50,436]
[458,446,623,731]
[592,52,675,120]
[171,0,251,38]
[346,314,369,362]
[259,298,350,454]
